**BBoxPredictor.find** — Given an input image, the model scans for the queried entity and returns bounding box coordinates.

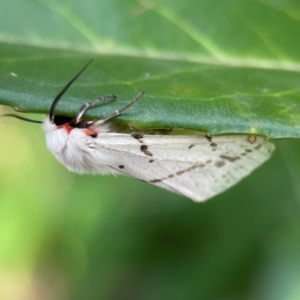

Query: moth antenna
[73,94,117,124]
[2,114,43,124]
[49,59,94,123]
[91,91,145,126]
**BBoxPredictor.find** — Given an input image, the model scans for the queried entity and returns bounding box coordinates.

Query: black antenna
[2,114,43,124]
[49,59,94,122]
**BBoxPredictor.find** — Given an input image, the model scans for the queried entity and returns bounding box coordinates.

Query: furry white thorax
[42,116,117,174]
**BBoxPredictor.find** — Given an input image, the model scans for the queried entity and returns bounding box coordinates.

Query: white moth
[5,60,275,202]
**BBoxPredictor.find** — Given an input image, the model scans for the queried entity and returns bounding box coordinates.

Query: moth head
[49,59,93,126]
[52,115,73,126]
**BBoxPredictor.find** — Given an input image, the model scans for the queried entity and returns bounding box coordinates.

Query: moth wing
[92,134,274,202]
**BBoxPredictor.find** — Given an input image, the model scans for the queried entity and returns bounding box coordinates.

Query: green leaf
[1,0,300,139]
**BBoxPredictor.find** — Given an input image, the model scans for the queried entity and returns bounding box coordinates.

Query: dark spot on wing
[254,144,262,150]
[149,179,162,183]
[149,164,201,183]
[220,155,240,162]
[91,133,98,138]
[140,145,153,156]
[176,165,198,176]
[176,170,184,176]
[215,160,225,168]
[118,165,125,169]
[131,133,144,143]
[132,133,144,139]
[205,134,212,142]
[241,152,247,156]
[189,144,195,149]
[149,159,154,163]
[245,149,252,152]
[210,142,217,147]
[206,160,212,164]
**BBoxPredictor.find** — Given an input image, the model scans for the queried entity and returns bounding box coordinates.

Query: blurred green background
[1,0,300,299]
[1,110,300,299]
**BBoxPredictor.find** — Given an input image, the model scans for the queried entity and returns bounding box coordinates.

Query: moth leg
[74,94,117,124]
[91,90,145,126]
[128,125,172,134]
[143,128,173,134]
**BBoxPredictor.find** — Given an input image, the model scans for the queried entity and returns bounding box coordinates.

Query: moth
[4,60,275,202]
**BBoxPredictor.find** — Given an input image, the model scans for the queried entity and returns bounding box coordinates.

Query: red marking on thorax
[58,124,72,134]
[57,124,98,136]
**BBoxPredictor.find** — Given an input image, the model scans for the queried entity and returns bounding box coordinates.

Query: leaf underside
[1,0,300,139]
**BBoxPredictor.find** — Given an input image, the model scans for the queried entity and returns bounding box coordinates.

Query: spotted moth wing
[83,133,274,202]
